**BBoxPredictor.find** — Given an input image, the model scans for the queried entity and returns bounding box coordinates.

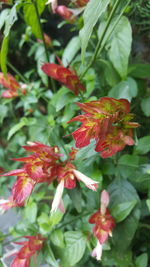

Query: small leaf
[108,16,132,78]
[0,104,8,124]
[146,199,150,212]
[128,64,150,79]
[111,200,137,222]
[108,77,138,101]
[24,201,37,223]
[51,229,65,248]
[141,98,150,117]
[135,136,150,155]
[80,0,110,61]
[44,243,59,267]
[135,253,148,267]
[62,36,81,67]
[4,3,18,37]
[7,119,26,140]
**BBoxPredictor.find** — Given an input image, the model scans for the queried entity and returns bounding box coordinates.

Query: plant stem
[80,0,131,78]
[7,61,28,84]
[31,0,56,92]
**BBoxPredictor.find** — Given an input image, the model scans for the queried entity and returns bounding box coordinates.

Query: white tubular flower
[0,199,12,215]
[51,180,64,213]
[91,241,103,261]
[72,169,99,191]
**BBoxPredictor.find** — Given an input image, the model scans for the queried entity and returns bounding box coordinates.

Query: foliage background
[0,0,150,266]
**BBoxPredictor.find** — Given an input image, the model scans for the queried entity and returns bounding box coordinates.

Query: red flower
[89,190,115,260]
[42,63,85,95]
[75,0,89,7]
[11,235,45,267]
[55,6,75,23]
[0,196,23,214]
[0,73,20,98]
[69,97,139,158]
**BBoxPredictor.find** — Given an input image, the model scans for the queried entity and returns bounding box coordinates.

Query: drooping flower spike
[42,63,85,95]
[10,235,45,267]
[89,190,115,260]
[69,97,139,158]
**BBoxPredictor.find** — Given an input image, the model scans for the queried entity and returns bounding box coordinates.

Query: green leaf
[44,243,59,267]
[24,201,37,223]
[0,35,9,75]
[49,209,64,228]
[51,229,65,248]
[62,36,81,67]
[108,179,140,251]
[146,199,150,211]
[108,16,132,78]
[7,118,26,140]
[23,0,47,38]
[0,9,10,30]
[108,77,138,101]
[61,231,86,266]
[111,200,137,223]
[68,186,82,213]
[4,3,18,37]
[141,97,150,117]
[80,0,110,61]
[135,136,150,155]
[0,104,8,124]
[51,87,76,112]
[135,253,148,267]
[128,64,150,79]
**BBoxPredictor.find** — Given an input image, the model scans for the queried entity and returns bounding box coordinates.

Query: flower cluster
[42,63,85,95]
[0,73,26,99]
[89,190,115,260]
[69,97,139,158]
[11,234,45,267]
[0,142,98,213]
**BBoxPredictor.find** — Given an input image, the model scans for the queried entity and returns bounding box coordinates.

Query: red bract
[11,235,45,267]
[41,63,85,95]
[69,97,139,158]
[55,5,75,23]
[0,72,20,98]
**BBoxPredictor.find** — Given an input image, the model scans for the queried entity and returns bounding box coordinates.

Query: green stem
[139,223,150,230]
[31,0,56,92]
[80,0,131,78]
[7,61,28,84]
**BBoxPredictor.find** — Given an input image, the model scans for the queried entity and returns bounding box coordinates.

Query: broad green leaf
[49,209,64,228]
[135,253,148,267]
[61,231,86,266]
[108,179,140,251]
[62,36,81,67]
[23,0,47,38]
[108,16,132,78]
[98,59,120,87]
[135,136,150,154]
[51,87,76,112]
[141,97,150,117]
[0,35,9,75]
[108,77,138,101]
[80,0,110,61]
[128,64,150,79]
[51,229,65,248]
[0,104,8,124]
[111,200,137,222]
[38,212,52,234]
[117,154,139,178]
[24,201,37,223]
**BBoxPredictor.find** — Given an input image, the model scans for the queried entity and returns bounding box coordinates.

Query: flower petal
[73,169,99,191]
